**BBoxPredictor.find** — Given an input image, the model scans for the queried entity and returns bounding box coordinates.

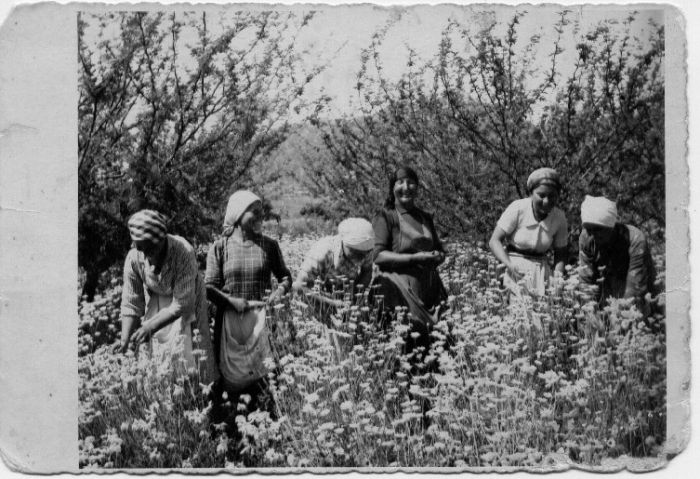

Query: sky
[78,4,664,120]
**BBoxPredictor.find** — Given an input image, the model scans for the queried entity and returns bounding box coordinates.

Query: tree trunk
[82,267,101,302]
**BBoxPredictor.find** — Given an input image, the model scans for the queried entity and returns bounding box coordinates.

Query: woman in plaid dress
[204,190,291,433]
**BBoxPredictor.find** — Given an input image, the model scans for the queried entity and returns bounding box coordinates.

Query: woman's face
[531,184,559,219]
[583,223,615,246]
[239,201,263,234]
[342,243,370,263]
[134,238,165,264]
[393,177,418,208]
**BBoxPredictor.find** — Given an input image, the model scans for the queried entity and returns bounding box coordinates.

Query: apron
[219,306,271,390]
[374,209,447,328]
[504,252,551,298]
[143,292,195,373]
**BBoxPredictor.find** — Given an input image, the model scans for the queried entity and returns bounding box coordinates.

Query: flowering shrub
[78,237,665,469]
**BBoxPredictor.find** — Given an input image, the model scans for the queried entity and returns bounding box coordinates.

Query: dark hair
[384,166,420,209]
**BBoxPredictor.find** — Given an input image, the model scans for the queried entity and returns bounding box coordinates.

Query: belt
[506,245,546,259]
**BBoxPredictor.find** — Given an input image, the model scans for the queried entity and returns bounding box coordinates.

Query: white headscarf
[223,190,261,236]
[337,218,374,251]
[581,195,618,228]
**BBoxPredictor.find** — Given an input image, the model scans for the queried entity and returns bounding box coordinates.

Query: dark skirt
[372,267,447,330]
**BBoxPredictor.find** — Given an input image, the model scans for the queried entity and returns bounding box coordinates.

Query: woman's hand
[228,296,249,313]
[112,339,130,354]
[412,251,436,265]
[267,286,286,304]
[131,321,155,345]
[430,250,445,265]
[412,250,444,266]
[507,262,525,283]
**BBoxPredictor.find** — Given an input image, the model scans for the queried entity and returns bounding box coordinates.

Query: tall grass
[78,238,665,469]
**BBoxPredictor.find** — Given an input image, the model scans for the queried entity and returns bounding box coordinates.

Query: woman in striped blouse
[116,209,218,382]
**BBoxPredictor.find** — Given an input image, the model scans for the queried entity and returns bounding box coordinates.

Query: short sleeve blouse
[496,198,568,253]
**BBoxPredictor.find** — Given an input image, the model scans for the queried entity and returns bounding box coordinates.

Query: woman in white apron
[116,209,218,382]
[489,168,568,299]
[204,191,292,433]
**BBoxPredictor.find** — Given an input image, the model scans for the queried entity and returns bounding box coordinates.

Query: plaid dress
[204,234,291,387]
[205,234,291,299]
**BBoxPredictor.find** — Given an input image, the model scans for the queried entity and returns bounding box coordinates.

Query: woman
[116,209,218,382]
[372,166,447,348]
[293,217,375,315]
[578,195,657,317]
[489,167,568,297]
[204,190,291,429]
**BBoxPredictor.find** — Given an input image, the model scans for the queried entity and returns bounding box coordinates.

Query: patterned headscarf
[127,210,167,243]
[581,195,618,228]
[223,190,262,236]
[527,167,561,192]
[338,218,374,251]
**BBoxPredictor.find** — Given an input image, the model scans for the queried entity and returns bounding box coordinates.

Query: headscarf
[527,167,561,192]
[385,166,420,208]
[223,190,262,236]
[127,210,167,243]
[337,218,374,251]
[581,195,618,228]
[395,166,419,184]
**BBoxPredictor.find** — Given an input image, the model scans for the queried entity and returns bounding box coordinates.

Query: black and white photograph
[0,0,692,474]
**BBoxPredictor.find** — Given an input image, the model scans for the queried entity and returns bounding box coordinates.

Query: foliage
[303,11,664,244]
[78,11,319,298]
[79,236,666,469]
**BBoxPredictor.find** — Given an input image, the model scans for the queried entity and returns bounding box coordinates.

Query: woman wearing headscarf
[293,218,375,312]
[116,209,218,381]
[578,195,657,315]
[372,166,447,350]
[489,167,568,297]
[204,190,292,429]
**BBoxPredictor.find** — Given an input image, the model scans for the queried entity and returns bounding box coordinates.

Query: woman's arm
[116,250,145,353]
[424,213,446,265]
[553,247,567,275]
[489,226,522,281]
[374,250,437,268]
[206,284,248,312]
[552,212,569,276]
[269,240,292,302]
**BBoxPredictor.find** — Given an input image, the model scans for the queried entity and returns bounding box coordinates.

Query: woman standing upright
[372,166,447,349]
[489,167,568,297]
[204,190,291,425]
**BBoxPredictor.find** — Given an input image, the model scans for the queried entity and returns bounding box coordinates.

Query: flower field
[78,236,666,470]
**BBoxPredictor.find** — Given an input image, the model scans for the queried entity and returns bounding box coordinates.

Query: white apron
[503,253,551,297]
[144,293,195,373]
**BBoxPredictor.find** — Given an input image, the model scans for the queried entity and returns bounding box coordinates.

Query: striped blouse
[120,234,205,323]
